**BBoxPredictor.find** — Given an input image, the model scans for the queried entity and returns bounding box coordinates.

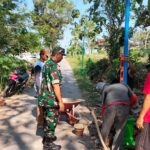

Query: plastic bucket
[74,123,84,136]
[123,117,136,148]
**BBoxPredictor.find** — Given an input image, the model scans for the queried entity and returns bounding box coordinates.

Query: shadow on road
[0,101,35,150]
[0,58,93,150]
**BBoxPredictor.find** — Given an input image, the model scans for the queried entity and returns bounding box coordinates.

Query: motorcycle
[4,68,29,97]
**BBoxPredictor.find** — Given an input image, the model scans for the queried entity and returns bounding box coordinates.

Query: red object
[100,102,130,116]
[120,54,125,83]
[9,73,19,80]
[143,73,150,94]
[64,102,80,111]
[120,54,125,61]
[62,99,84,125]
[66,112,78,125]
[130,94,137,107]
[100,104,105,116]
[144,109,150,123]
[143,73,150,123]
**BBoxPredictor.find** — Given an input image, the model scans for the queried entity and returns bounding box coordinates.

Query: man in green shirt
[39,47,65,150]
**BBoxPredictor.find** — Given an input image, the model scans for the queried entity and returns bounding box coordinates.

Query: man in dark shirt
[97,82,136,150]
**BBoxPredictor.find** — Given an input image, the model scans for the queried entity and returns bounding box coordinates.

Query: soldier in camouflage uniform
[39,47,65,150]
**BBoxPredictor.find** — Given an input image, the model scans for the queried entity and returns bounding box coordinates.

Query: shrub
[106,58,120,82]
[0,56,27,90]
[85,58,109,82]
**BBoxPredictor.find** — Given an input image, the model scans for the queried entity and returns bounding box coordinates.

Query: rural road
[0,58,93,150]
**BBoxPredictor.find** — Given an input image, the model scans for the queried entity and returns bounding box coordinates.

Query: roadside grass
[66,55,103,107]
[66,52,148,108]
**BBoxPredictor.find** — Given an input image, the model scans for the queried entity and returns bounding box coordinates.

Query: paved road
[0,58,92,150]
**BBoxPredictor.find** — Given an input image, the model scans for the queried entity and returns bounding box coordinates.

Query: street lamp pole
[123,0,130,85]
[81,26,86,70]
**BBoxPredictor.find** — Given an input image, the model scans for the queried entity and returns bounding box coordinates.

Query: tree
[0,0,18,52]
[85,0,145,63]
[0,0,40,55]
[69,23,82,55]
[32,0,75,49]
[68,15,99,55]
[135,10,150,27]
[132,29,150,62]
[80,16,99,54]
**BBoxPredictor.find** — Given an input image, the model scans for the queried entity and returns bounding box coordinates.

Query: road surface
[0,58,92,150]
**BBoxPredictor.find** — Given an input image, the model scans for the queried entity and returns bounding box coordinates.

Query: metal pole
[82,26,86,69]
[123,0,130,85]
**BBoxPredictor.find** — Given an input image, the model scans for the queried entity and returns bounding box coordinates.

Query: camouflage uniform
[39,58,62,139]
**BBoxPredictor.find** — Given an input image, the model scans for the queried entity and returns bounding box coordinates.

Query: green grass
[66,51,149,107]
[67,55,102,107]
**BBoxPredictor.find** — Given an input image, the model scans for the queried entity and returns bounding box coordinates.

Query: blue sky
[25,0,34,11]
[59,0,148,49]
[24,0,148,48]
[24,0,91,48]
[59,0,91,48]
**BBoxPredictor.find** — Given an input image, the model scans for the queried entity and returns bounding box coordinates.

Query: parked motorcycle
[4,68,29,97]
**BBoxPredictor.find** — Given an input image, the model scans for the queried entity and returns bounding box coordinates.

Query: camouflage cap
[52,47,66,56]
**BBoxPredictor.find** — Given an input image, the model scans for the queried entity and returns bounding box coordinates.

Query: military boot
[42,135,57,144]
[43,142,61,150]
[43,136,61,150]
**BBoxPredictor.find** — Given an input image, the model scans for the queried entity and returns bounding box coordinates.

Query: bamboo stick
[91,109,108,150]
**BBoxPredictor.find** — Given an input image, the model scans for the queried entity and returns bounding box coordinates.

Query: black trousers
[101,105,130,150]
[135,122,150,150]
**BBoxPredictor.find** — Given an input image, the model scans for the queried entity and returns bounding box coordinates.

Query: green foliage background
[67,47,148,106]
[0,57,28,90]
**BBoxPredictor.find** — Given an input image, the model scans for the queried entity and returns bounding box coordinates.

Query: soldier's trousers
[43,106,59,138]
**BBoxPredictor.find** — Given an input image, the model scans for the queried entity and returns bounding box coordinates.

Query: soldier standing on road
[39,47,65,150]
